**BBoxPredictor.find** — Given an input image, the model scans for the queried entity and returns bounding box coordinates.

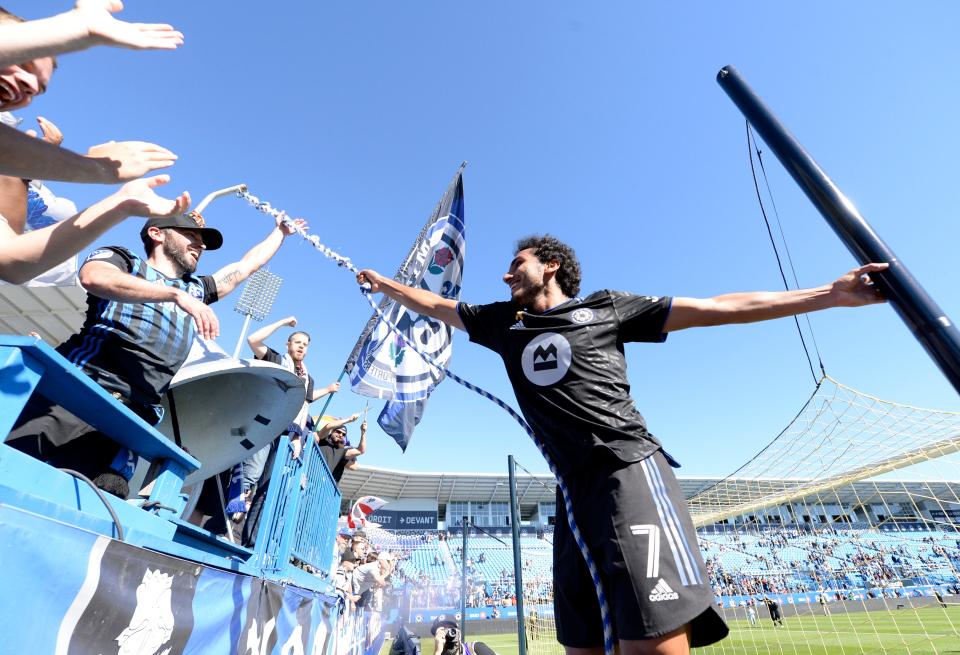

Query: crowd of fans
[0,2,376,546]
[326,523,959,621]
[702,525,960,601]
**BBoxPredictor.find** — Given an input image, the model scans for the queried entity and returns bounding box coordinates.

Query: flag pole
[340,162,467,375]
[314,369,347,420]
[194,184,247,215]
[717,65,960,395]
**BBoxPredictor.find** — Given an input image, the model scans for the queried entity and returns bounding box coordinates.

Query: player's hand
[25,116,63,146]
[356,269,383,292]
[87,141,177,181]
[174,290,219,339]
[116,175,190,217]
[829,262,888,307]
[348,412,360,423]
[360,420,367,432]
[326,381,340,394]
[291,436,302,460]
[75,0,185,51]
[281,316,297,328]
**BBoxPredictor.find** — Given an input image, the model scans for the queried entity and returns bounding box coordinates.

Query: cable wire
[59,468,126,542]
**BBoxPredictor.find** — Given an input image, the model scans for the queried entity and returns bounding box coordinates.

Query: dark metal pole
[460,516,469,643]
[508,456,528,655]
[717,65,960,396]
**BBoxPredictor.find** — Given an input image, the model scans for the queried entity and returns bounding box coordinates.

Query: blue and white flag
[346,164,466,450]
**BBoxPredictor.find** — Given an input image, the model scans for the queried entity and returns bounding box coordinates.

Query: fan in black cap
[140,210,223,250]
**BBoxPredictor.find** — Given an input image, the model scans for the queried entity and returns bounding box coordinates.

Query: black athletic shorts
[553,450,728,647]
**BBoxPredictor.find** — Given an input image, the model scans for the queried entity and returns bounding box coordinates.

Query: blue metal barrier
[251,435,304,573]
[250,434,341,586]
[290,437,341,577]
[0,336,198,519]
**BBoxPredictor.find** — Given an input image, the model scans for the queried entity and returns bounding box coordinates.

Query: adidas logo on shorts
[649,578,679,602]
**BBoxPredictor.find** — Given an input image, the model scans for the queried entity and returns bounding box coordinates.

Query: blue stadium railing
[0,335,339,593]
[250,433,341,589]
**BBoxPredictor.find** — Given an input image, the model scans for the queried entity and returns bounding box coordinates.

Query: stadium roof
[0,283,86,344]
[340,464,960,517]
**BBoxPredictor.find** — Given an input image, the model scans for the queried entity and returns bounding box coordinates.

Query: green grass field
[384,606,960,655]
[699,606,960,655]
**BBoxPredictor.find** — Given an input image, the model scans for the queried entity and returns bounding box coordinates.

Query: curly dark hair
[514,235,581,297]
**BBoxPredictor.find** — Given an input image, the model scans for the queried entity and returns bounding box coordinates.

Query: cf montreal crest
[521,332,572,386]
[570,308,594,324]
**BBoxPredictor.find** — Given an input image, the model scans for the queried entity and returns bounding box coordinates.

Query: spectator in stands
[236,316,339,543]
[0,4,184,281]
[336,530,351,558]
[316,416,367,484]
[352,552,396,602]
[5,211,305,497]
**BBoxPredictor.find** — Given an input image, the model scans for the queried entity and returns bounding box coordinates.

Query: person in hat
[5,210,305,497]
[315,413,366,484]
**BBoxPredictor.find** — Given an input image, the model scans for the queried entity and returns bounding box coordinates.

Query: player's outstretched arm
[0,124,177,183]
[356,268,465,330]
[663,263,888,333]
[0,175,188,284]
[0,0,183,68]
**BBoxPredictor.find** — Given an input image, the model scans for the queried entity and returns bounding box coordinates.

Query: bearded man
[6,210,304,497]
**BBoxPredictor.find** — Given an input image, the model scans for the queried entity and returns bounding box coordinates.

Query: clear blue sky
[8,1,960,476]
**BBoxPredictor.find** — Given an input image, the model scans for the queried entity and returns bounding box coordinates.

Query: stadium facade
[340,464,960,530]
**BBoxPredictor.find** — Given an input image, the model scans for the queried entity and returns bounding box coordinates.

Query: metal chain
[238,189,615,654]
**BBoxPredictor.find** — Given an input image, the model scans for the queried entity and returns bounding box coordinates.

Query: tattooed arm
[210,216,306,298]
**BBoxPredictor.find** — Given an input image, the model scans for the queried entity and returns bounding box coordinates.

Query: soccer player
[356,235,886,654]
[746,603,758,627]
[763,597,784,627]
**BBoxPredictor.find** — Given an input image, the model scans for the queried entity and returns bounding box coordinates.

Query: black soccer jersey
[57,246,219,407]
[457,290,672,476]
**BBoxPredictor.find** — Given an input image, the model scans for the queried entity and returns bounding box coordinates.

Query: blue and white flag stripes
[346,164,466,450]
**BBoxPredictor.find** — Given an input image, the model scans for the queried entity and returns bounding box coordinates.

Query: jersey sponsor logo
[521,332,571,386]
[86,249,114,262]
[532,343,558,371]
[649,578,679,602]
[187,283,204,300]
[570,308,594,324]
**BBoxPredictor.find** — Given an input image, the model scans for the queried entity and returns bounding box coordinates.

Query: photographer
[430,619,499,655]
